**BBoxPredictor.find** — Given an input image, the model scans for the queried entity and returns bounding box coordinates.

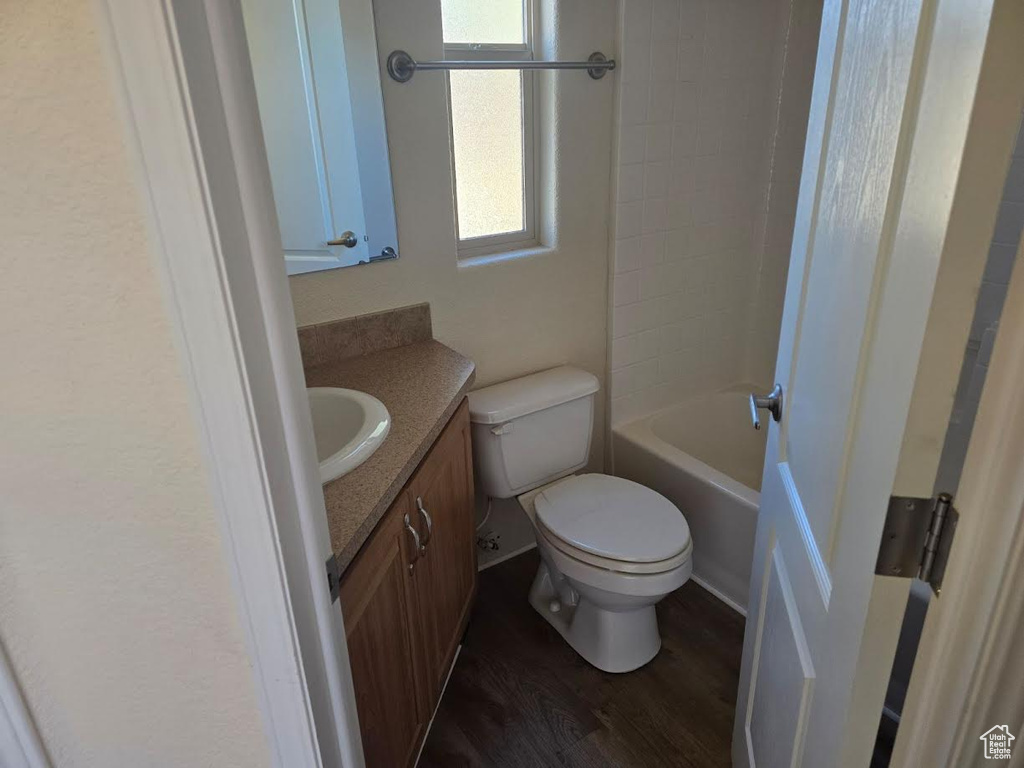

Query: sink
[307,388,391,484]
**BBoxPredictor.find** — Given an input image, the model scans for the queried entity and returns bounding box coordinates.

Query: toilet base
[528,559,662,673]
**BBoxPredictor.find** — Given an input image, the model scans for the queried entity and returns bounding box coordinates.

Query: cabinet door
[340,493,427,768]
[408,400,477,700]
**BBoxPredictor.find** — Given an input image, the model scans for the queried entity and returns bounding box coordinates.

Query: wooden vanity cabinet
[340,399,476,767]
[406,400,477,703]
[338,490,426,768]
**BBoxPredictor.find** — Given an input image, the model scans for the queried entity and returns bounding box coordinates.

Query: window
[441,0,536,257]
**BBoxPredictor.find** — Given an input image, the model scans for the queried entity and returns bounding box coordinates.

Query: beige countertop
[305,340,475,573]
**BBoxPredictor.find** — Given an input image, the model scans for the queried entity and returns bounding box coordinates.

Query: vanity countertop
[305,339,476,573]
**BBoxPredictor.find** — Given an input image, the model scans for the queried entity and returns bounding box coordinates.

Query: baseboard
[477,541,537,572]
[413,644,462,768]
[691,573,747,617]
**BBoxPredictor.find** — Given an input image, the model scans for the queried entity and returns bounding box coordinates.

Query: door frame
[82,2,1024,768]
[892,233,1024,765]
[95,1,363,767]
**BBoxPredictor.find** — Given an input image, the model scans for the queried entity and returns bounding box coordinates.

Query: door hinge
[326,554,341,603]
[875,492,959,596]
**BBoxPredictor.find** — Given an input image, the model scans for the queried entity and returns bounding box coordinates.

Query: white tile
[647,79,675,125]
[676,35,704,82]
[681,257,709,290]
[616,163,645,203]
[611,334,640,369]
[614,236,643,273]
[611,393,643,425]
[612,301,646,338]
[636,328,661,361]
[631,358,661,391]
[640,233,667,266]
[669,158,694,198]
[695,86,726,156]
[673,82,699,125]
[650,40,678,85]
[638,298,662,330]
[640,264,671,300]
[621,0,654,83]
[657,350,692,384]
[614,270,641,306]
[611,366,635,397]
[618,81,649,125]
[645,124,673,161]
[643,198,669,233]
[644,161,671,198]
[665,227,692,260]
[667,194,693,229]
[659,317,702,353]
[671,121,696,159]
[616,201,644,239]
[619,124,647,165]
[652,0,681,41]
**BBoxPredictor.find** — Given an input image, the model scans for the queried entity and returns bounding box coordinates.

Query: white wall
[0,4,271,766]
[608,0,820,425]
[288,0,616,468]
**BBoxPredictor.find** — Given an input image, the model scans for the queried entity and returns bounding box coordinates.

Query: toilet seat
[536,518,693,574]
[532,474,692,575]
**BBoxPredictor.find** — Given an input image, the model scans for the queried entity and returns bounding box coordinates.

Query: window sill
[457,243,557,270]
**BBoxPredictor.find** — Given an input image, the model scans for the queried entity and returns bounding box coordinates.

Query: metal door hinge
[326,554,341,603]
[875,492,959,596]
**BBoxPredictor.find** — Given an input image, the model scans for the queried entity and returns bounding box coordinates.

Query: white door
[733,1,1022,767]
[241,0,399,275]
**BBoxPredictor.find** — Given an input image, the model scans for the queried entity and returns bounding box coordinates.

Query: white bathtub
[612,385,766,613]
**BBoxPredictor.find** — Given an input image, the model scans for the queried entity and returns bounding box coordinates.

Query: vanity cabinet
[339,399,476,767]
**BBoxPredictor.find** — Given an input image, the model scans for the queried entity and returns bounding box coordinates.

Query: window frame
[442,1,538,259]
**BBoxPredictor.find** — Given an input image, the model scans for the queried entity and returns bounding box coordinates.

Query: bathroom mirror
[241,0,399,275]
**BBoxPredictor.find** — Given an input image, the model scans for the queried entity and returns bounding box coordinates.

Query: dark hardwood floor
[419,550,745,768]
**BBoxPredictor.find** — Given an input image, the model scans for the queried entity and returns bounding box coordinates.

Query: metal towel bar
[386,50,615,83]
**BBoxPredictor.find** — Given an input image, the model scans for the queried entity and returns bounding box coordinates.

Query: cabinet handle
[403,513,421,571]
[415,496,433,548]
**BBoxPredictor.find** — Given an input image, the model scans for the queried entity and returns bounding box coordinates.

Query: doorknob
[327,231,358,248]
[749,384,783,430]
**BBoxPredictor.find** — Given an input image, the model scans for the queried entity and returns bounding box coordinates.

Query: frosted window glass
[449,70,525,239]
[441,0,524,45]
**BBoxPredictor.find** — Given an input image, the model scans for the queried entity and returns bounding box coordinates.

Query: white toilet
[467,366,693,673]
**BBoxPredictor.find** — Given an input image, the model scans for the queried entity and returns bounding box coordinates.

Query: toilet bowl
[467,366,693,673]
[519,474,692,673]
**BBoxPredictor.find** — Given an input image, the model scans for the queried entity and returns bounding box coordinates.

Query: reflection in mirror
[241,0,399,275]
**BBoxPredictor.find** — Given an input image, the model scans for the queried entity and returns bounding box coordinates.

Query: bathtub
[612,385,766,613]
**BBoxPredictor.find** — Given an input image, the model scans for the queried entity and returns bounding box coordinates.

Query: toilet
[467,366,693,673]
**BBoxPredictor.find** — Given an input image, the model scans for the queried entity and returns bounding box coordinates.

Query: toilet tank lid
[467,366,599,425]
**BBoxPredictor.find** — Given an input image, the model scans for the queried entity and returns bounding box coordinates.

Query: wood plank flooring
[419,551,745,768]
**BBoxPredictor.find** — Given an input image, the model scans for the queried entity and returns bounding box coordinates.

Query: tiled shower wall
[608,0,821,424]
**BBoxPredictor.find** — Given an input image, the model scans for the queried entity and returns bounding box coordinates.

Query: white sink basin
[307,388,390,484]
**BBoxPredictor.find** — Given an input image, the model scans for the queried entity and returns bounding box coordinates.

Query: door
[340,492,428,768]
[240,0,399,274]
[734,1,1023,767]
[407,401,477,701]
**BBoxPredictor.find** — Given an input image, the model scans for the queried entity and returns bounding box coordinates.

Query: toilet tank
[467,366,599,499]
